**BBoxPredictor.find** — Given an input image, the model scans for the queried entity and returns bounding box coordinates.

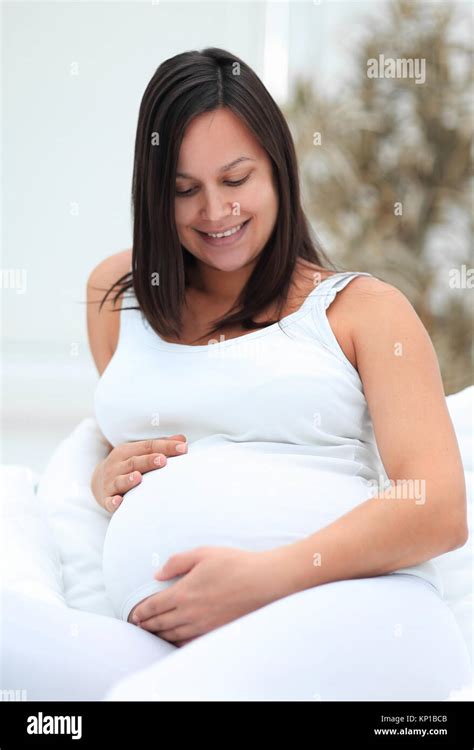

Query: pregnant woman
[2,47,471,701]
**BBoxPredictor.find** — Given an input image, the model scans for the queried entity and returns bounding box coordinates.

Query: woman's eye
[225,175,250,187]
[175,174,251,197]
[175,187,196,197]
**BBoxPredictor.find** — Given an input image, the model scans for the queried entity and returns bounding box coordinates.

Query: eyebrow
[176,156,256,180]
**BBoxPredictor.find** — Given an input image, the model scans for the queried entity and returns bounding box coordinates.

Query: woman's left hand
[130,545,289,646]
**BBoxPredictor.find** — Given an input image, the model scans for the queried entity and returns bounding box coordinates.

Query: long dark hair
[99,47,343,343]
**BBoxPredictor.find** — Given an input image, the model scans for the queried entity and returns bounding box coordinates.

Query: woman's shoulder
[333,273,419,375]
[295,260,396,296]
[319,269,405,336]
[296,262,406,372]
[86,248,133,375]
[87,248,132,291]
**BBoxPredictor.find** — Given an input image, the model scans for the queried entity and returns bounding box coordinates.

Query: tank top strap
[116,282,139,350]
[306,270,374,379]
[315,271,374,310]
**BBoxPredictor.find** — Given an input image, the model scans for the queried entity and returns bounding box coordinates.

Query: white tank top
[94,270,443,621]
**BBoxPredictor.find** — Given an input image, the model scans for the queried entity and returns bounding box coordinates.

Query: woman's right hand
[92,434,188,513]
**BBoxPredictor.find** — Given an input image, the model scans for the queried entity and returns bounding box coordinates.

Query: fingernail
[175,442,187,453]
[129,473,135,481]
[112,497,121,507]
[154,455,164,466]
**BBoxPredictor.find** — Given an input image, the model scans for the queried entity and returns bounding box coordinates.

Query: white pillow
[35,418,115,617]
[0,465,66,608]
[431,386,473,664]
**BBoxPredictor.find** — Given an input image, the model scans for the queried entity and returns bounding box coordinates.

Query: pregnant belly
[102,440,375,621]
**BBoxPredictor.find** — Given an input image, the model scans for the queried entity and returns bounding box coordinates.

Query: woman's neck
[188,259,258,306]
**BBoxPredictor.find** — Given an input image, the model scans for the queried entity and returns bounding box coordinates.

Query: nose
[199,185,235,223]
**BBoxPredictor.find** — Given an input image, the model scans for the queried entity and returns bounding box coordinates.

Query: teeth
[206,222,244,238]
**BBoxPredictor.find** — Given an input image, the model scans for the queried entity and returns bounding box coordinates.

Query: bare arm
[86,249,131,377]
[267,278,468,599]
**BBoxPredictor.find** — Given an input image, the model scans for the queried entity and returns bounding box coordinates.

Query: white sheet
[0,466,65,608]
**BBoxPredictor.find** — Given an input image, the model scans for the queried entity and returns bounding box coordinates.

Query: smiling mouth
[195,219,250,239]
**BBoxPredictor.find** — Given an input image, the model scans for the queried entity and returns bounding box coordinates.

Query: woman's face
[174,108,279,276]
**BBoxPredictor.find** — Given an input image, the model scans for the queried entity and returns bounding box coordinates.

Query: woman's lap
[2,575,471,701]
[0,586,177,701]
[104,574,472,701]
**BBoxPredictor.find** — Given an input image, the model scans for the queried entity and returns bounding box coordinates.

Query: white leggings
[1,574,471,701]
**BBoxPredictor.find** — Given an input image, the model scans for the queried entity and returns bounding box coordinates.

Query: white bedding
[1,386,473,691]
